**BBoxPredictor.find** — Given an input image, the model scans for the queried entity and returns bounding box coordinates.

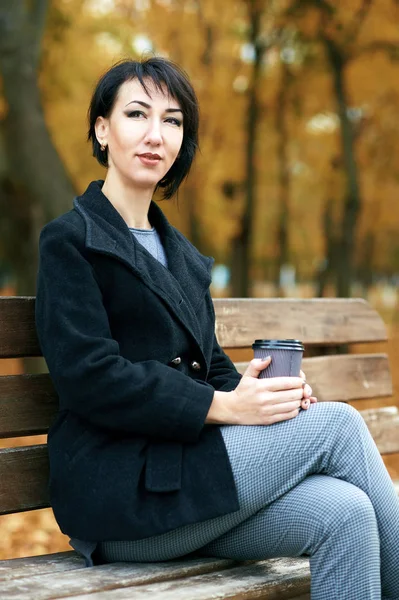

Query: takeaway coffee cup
[252,339,304,378]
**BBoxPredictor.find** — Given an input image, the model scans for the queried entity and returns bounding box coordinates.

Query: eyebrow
[124,100,183,114]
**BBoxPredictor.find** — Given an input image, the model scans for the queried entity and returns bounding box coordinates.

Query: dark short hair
[87,57,199,199]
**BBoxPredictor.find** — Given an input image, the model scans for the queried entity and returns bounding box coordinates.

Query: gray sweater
[129,226,168,268]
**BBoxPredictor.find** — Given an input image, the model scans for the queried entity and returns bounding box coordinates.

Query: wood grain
[62,558,311,600]
[360,406,399,455]
[0,552,84,581]
[0,298,40,358]
[0,375,57,438]
[0,446,49,514]
[0,557,238,600]
[214,298,388,347]
[234,354,393,402]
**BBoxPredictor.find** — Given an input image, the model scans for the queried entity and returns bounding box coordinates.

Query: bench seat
[0,553,310,599]
[0,483,397,599]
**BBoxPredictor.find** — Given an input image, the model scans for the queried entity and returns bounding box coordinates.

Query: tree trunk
[0,1,75,294]
[324,39,361,298]
[316,197,337,297]
[274,60,291,295]
[357,230,375,296]
[230,0,264,297]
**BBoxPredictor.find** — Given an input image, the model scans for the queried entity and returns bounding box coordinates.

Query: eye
[166,117,182,127]
[126,110,146,118]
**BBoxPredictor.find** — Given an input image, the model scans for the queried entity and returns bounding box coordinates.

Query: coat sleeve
[204,291,242,392]
[206,335,242,392]
[35,219,214,443]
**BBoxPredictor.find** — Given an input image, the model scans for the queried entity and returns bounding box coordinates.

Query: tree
[286,0,399,295]
[0,0,75,294]
[230,0,269,297]
[274,53,292,294]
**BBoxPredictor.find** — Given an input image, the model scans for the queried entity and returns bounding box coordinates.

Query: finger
[268,408,300,424]
[301,398,310,409]
[269,399,301,413]
[299,369,306,381]
[266,388,304,403]
[260,376,305,392]
[303,383,313,399]
[243,357,272,378]
[309,396,318,403]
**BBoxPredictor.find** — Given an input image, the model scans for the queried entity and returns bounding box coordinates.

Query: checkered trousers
[98,402,399,600]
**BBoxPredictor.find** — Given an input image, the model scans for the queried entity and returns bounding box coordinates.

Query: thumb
[244,357,272,378]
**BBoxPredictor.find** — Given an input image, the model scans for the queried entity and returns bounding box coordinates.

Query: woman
[35,57,399,600]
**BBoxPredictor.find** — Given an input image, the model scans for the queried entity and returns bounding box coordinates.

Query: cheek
[111,122,139,152]
[115,130,134,152]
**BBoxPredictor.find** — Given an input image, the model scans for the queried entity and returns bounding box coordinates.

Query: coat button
[171,357,182,365]
[190,360,201,371]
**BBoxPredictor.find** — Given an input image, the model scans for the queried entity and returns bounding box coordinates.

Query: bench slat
[0,552,84,582]
[0,354,392,438]
[0,297,388,358]
[0,557,237,600]
[360,406,399,455]
[0,375,57,438]
[0,445,49,514]
[1,420,398,515]
[214,298,387,347]
[235,354,392,402]
[0,298,39,358]
[61,558,311,600]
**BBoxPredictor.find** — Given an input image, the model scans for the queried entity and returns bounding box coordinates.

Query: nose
[144,118,162,146]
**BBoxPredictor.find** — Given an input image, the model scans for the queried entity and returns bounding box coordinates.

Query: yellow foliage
[21,0,399,275]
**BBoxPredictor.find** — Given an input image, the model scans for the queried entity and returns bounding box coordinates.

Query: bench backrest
[0,296,395,516]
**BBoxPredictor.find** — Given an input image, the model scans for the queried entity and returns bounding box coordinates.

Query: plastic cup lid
[252,339,304,351]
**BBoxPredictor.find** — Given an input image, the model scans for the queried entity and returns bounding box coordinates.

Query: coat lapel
[73,181,212,348]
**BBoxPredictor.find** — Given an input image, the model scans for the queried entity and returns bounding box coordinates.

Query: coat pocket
[145,441,183,492]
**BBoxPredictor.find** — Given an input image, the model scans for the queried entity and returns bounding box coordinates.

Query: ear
[95,116,109,146]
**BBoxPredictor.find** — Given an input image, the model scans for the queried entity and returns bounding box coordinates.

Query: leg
[197,474,381,600]
[218,402,399,599]
[98,402,399,598]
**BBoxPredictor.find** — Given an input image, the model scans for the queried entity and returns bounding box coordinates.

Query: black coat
[35,180,242,542]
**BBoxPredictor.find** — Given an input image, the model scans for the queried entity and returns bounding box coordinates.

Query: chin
[128,176,160,190]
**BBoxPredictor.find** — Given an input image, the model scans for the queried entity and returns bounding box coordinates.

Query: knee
[302,477,379,554]
[324,485,377,537]
[326,401,367,432]
[329,401,360,419]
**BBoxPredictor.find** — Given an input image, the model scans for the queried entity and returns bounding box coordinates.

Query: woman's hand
[207,357,316,426]
[299,368,318,409]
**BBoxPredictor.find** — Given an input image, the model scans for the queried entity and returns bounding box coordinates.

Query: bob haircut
[87,57,199,200]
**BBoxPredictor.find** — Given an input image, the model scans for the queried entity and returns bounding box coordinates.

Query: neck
[101,170,155,230]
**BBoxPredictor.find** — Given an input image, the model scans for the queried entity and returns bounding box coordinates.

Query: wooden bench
[0,296,397,599]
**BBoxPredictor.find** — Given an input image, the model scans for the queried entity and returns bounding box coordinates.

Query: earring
[100,141,107,152]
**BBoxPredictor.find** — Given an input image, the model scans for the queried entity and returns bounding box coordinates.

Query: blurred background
[0,0,398,559]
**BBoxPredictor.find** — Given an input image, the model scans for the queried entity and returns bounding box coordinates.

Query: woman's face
[95,78,184,192]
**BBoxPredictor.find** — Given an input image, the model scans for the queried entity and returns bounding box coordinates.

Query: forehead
[115,78,181,109]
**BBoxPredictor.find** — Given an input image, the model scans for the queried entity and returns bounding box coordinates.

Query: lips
[137,153,162,168]
[138,153,161,160]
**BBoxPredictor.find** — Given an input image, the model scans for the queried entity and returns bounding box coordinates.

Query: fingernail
[304,399,310,407]
[262,356,271,362]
